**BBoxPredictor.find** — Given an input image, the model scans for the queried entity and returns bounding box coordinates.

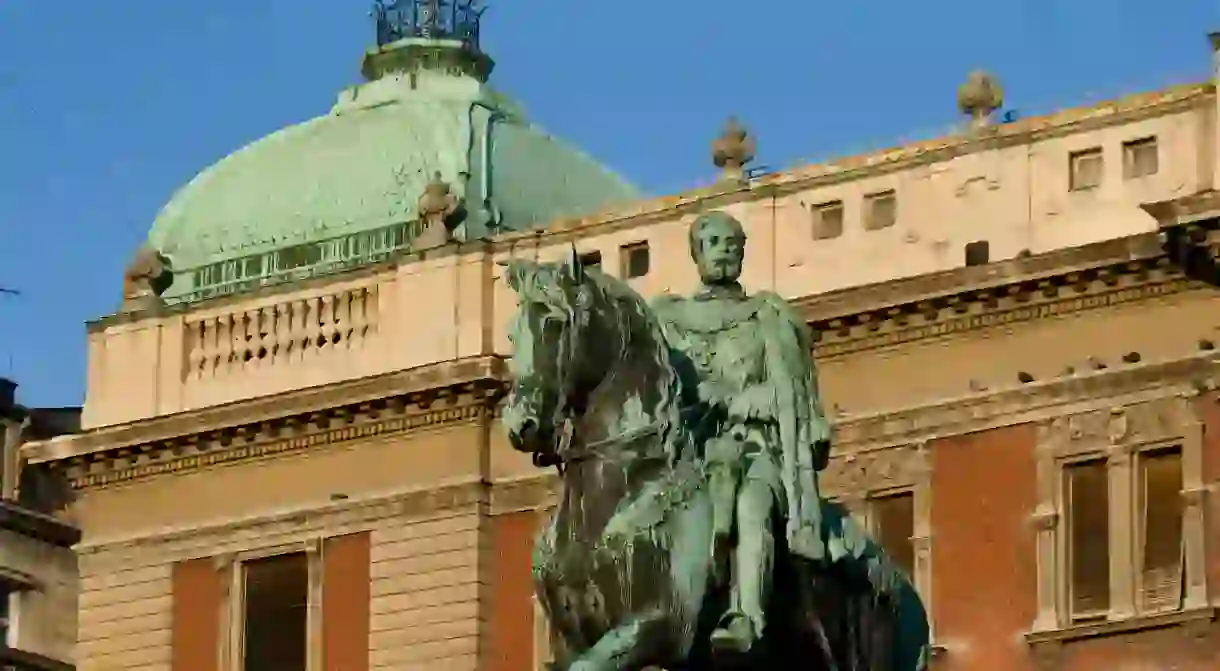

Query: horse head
[501,248,621,467]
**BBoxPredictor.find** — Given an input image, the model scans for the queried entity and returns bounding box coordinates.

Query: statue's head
[689,211,745,286]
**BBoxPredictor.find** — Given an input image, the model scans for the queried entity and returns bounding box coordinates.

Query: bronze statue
[501,213,929,670]
[652,211,830,655]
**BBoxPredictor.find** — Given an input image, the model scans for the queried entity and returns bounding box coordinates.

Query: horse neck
[577,319,676,448]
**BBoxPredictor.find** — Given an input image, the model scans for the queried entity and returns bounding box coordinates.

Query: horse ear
[565,244,585,284]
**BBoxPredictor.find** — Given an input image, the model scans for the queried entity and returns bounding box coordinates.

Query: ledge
[0,646,75,671]
[0,500,80,548]
[1024,606,1216,646]
[22,355,508,466]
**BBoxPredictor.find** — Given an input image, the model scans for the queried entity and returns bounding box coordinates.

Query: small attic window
[620,242,650,279]
[864,190,897,230]
[578,250,603,269]
[964,240,990,267]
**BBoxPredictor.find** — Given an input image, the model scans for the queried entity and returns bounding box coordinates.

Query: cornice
[832,352,1220,452]
[75,478,488,562]
[23,356,509,489]
[495,84,1212,248]
[801,234,1200,357]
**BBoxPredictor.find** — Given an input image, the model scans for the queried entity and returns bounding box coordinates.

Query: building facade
[14,7,1220,670]
[1,377,81,671]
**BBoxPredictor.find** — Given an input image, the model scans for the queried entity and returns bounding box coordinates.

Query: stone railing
[185,284,380,380]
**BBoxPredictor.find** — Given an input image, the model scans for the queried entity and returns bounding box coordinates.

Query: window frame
[220,541,323,671]
[1122,136,1159,180]
[863,190,898,231]
[810,199,845,240]
[1068,147,1104,192]
[1032,397,1208,636]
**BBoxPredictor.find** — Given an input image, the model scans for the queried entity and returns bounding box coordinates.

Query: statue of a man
[652,211,832,655]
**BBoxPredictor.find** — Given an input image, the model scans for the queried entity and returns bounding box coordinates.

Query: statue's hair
[688,210,746,264]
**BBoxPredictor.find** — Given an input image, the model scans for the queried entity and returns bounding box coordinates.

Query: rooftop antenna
[0,287,19,375]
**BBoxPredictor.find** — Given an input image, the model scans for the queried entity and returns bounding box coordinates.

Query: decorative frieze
[811,254,1187,358]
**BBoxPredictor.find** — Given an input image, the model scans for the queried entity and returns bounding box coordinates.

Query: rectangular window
[1138,447,1183,614]
[1065,459,1110,621]
[242,553,309,671]
[863,190,897,230]
[578,250,603,270]
[811,200,844,240]
[620,242,650,279]
[870,492,915,577]
[1123,137,1159,180]
[1069,148,1103,191]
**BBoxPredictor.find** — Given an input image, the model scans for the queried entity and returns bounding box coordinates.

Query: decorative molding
[833,353,1220,452]
[1035,395,1189,459]
[75,479,487,561]
[821,443,925,498]
[805,243,1195,357]
[23,356,509,487]
[488,476,558,515]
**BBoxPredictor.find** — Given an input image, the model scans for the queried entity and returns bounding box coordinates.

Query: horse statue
[501,250,929,670]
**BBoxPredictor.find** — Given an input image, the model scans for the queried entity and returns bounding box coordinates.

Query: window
[242,553,308,671]
[964,240,990,267]
[578,250,603,270]
[1137,447,1183,614]
[811,200,844,240]
[1123,137,1159,180]
[869,492,915,577]
[864,191,897,230]
[1064,459,1110,621]
[1069,148,1103,191]
[620,242,650,279]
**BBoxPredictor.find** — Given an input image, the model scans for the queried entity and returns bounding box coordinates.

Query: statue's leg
[735,478,775,636]
[706,436,742,586]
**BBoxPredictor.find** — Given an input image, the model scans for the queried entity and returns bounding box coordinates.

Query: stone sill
[1024,606,1216,645]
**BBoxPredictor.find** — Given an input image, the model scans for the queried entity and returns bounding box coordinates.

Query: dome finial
[364,0,493,81]
[372,0,485,49]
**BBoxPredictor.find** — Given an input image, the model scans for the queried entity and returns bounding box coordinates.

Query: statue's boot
[710,612,758,657]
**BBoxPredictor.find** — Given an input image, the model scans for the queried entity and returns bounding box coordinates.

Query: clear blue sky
[0,1,1215,408]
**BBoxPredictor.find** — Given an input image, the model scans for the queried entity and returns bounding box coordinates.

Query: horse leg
[566,609,671,671]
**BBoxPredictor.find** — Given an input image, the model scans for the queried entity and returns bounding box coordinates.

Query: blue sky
[0,1,1216,408]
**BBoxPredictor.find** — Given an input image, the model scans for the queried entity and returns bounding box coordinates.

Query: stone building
[1,377,81,670]
[13,3,1220,669]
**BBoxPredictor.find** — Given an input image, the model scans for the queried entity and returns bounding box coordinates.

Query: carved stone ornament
[957,70,1004,128]
[822,444,924,498]
[711,116,756,183]
[1037,396,1187,458]
[120,245,173,312]
[412,171,465,249]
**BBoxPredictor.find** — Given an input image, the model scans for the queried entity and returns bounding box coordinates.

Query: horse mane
[521,263,684,437]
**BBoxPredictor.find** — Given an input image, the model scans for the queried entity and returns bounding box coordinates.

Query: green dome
[148,38,640,303]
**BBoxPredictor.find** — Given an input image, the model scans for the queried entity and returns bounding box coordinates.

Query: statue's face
[693,216,745,285]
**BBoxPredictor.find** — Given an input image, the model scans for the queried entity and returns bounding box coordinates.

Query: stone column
[1031,428,1061,632]
[1106,444,1136,620]
[1179,400,1209,610]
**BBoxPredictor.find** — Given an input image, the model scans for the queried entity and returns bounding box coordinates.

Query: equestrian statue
[501,210,930,670]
